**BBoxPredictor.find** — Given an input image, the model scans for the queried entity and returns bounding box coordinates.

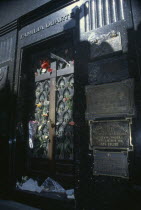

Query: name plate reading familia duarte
[20,13,74,40]
[89,119,132,150]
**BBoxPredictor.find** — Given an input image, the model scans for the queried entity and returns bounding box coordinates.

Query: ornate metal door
[17,35,74,180]
[31,59,74,161]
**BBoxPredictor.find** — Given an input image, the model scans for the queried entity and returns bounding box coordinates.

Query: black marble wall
[0,1,141,210]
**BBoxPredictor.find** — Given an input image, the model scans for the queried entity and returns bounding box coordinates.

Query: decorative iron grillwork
[56,74,74,160]
[26,41,74,160]
[29,79,50,158]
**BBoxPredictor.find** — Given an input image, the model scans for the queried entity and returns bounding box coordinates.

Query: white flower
[29,138,33,149]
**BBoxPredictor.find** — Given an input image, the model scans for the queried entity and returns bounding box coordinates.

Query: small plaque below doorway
[89,119,132,150]
[93,150,129,178]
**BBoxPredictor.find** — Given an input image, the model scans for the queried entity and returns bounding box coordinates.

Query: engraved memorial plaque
[90,120,132,150]
[93,150,128,178]
[88,56,129,85]
[89,31,122,59]
[85,79,135,119]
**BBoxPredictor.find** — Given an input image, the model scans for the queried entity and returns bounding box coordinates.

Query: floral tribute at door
[28,45,74,159]
[28,79,51,158]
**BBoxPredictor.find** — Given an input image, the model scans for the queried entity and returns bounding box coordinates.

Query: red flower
[63,97,69,102]
[69,121,75,126]
[47,68,53,73]
[41,61,50,69]
[42,114,48,117]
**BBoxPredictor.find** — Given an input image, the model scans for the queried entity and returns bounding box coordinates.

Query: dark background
[0,0,51,28]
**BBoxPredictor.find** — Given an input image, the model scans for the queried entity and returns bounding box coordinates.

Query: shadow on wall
[0,68,11,196]
[63,1,141,210]
[63,5,121,210]
[127,20,141,184]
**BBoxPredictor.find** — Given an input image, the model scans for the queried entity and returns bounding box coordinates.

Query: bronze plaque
[93,151,128,178]
[89,31,122,59]
[88,55,129,85]
[85,79,135,119]
[90,120,132,149]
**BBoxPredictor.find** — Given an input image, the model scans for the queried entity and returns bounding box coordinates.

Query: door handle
[49,119,55,128]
